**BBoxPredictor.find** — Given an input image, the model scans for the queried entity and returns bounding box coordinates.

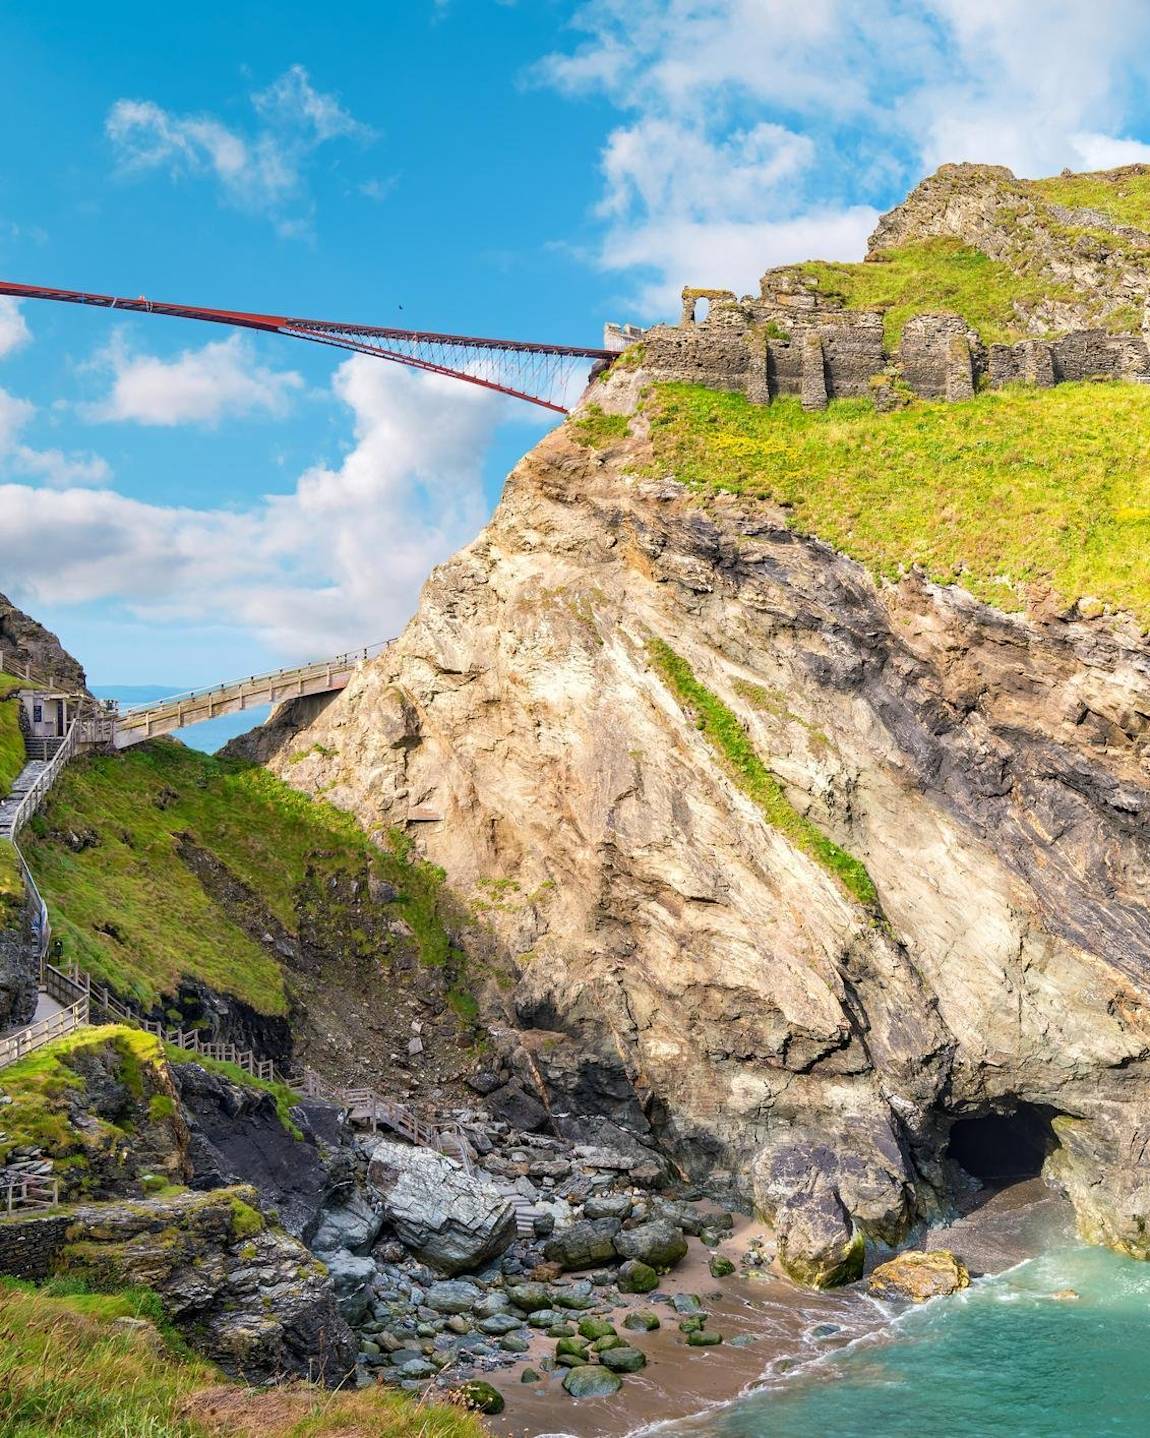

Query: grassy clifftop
[797,237,1078,347]
[647,381,1150,626]
[21,741,458,1017]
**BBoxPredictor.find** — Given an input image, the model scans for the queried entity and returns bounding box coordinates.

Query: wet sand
[487,1180,1074,1438]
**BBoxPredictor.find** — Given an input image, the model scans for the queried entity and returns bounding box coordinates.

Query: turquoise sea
[661,1244,1150,1438]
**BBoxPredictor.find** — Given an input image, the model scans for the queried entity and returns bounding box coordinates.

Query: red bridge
[0,279,621,414]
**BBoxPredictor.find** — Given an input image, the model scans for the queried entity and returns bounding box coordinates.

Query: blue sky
[3,0,1150,686]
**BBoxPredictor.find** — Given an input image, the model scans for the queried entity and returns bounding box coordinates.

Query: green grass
[0,1026,172,1182]
[647,639,879,909]
[796,237,1079,347]
[0,839,24,927]
[21,741,462,1015]
[646,381,1150,625]
[570,403,631,447]
[162,1045,302,1137]
[0,672,26,799]
[1030,169,1150,231]
[0,1278,488,1438]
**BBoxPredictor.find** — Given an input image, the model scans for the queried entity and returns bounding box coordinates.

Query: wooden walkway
[0,640,493,1214]
[111,643,388,748]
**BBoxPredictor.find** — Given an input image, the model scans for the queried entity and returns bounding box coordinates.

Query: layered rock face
[0,591,87,690]
[868,162,1150,333]
[252,380,1150,1282]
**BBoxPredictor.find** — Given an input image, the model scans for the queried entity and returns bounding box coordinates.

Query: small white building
[19,690,83,742]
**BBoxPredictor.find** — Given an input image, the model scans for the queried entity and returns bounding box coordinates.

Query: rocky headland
[6,160,1150,1434]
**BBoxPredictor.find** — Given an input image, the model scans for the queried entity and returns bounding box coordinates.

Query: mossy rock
[555,1336,589,1358]
[591,1335,624,1353]
[623,1311,661,1332]
[617,1258,658,1293]
[687,1330,723,1347]
[577,1316,616,1340]
[563,1365,623,1398]
[600,1345,647,1373]
[453,1379,505,1415]
[709,1254,736,1278]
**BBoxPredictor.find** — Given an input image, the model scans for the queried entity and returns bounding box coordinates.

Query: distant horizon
[90,682,269,753]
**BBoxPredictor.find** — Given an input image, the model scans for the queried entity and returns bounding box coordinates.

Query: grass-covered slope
[1030,168,1150,231]
[648,640,879,908]
[648,381,1150,625]
[0,1026,301,1187]
[0,1277,486,1438]
[20,741,457,1016]
[0,671,26,798]
[797,237,1078,347]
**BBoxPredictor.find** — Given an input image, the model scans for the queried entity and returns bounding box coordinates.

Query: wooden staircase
[293,1068,475,1175]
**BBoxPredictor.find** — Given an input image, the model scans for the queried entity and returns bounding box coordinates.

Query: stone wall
[0,1211,71,1280]
[638,269,1150,410]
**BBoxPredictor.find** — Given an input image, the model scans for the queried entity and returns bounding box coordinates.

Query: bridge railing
[115,641,391,721]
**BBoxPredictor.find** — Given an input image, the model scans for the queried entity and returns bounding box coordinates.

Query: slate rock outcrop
[366,1137,517,1275]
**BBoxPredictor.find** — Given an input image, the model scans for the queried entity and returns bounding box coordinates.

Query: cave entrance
[946,1104,1062,1187]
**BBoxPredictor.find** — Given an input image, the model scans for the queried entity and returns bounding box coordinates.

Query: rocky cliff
[0,591,87,690]
[249,349,1150,1283]
[867,162,1150,333]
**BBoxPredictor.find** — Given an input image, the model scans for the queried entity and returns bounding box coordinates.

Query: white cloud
[0,357,504,655]
[0,384,110,489]
[1070,132,1150,171]
[106,65,375,230]
[252,64,372,144]
[0,299,30,359]
[537,0,1150,316]
[83,333,304,427]
[0,387,33,449]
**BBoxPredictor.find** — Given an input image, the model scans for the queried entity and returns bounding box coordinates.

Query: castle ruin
[632,269,1150,410]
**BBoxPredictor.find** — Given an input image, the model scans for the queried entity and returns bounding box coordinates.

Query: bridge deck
[112,643,386,748]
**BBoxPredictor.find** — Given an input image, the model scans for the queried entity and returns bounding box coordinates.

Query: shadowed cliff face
[251,372,1150,1281]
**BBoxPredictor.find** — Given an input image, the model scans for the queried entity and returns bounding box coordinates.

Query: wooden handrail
[293,1066,472,1173]
[1,1175,59,1213]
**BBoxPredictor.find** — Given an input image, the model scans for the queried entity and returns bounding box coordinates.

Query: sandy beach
[486,1180,1075,1438]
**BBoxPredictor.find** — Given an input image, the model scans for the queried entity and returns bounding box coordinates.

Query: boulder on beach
[773,1176,865,1288]
[544,1217,622,1270]
[614,1218,688,1269]
[600,1344,647,1372]
[617,1258,659,1293]
[366,1138,516,1276]
[868,1249,971,1302]
[563,1365,623,1398]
